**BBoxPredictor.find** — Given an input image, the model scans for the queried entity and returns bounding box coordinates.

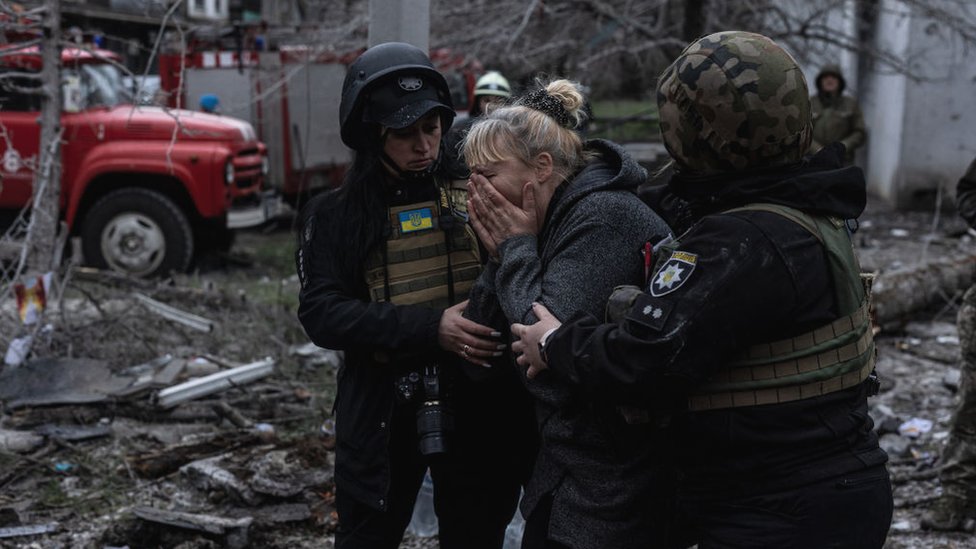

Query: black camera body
[395,365,455,455]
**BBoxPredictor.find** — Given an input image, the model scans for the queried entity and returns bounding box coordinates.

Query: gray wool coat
[465,139,673,549]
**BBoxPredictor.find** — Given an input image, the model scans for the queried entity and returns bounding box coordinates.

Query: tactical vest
[364,181,481,310]
[683,203,876,411]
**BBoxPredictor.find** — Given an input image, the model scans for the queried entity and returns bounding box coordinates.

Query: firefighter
[468,71,512,118]
[444,71,513,179]
[509,31,893,548]
[296,43,535,549]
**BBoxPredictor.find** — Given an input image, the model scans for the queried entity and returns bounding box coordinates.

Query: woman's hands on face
[467,173,539,259]
[438,300,506,367]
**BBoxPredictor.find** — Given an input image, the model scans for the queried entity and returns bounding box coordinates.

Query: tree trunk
[683,0,705,42]
[871,254,976,327]
[25,0,62,274]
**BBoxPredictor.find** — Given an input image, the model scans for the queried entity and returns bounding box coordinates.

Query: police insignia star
[650,251,697,297]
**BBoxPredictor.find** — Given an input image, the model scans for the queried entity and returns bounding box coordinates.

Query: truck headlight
[225,161,235,184]
[261,156,269,175]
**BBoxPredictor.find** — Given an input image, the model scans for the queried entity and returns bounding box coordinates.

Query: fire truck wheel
[81,188,194,278]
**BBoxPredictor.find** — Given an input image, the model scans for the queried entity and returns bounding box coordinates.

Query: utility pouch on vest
[687,203,877,412]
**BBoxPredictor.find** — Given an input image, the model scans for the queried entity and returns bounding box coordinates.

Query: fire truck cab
[0,46,272,277]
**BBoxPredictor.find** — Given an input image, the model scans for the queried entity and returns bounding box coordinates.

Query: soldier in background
[922,157,976,532]
[810,65,866,165]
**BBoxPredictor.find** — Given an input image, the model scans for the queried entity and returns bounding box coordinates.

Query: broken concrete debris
[289,342,343,369]
[0,428,44,453]
[181,456,262,506]
[0,357,134,409]
[132,507,251,549]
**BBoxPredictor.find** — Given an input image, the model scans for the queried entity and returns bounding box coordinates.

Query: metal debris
[155,358,275,408]
[0,522,60,539]
[133,293,216,333]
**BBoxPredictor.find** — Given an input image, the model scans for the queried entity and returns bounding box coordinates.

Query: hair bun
[521,89,572,128]
[545,79,587,129]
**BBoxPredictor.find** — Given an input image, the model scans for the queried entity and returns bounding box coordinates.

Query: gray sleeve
[494,210,650,326]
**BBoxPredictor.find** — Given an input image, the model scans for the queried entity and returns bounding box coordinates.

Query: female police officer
[509,32,893,548]
[296,42,535,549]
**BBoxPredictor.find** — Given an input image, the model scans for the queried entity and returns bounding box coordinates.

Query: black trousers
[336,383,536,549]
[675,464,893,549]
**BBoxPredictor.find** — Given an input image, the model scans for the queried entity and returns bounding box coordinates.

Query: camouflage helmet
[657,31,812,174]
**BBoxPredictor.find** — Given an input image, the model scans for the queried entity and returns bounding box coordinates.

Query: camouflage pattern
[811,65,866,165]
[923,284,976,531]
[657,31,812,174]
[810,95,866,163]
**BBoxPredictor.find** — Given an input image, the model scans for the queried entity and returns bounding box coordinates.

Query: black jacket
[298,176,443,509]
[545,143,888,499]
[297,173,534,510]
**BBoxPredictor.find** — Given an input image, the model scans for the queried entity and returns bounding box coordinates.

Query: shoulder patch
[626,293,674,332]
[649,250,697,297]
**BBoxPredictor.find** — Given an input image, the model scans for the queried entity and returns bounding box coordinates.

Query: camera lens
[417,400,455,455]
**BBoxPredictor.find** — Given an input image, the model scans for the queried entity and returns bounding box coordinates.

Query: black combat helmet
[340,42,455,152]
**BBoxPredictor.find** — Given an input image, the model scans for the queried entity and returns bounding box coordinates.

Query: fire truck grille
[232,149,264,190]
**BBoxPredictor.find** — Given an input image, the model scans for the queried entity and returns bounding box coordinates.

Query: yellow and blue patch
[398,207,434,233]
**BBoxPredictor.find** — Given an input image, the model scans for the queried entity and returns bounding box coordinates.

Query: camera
[395,365,455,455]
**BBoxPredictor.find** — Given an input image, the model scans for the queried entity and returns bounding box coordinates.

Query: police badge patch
[650,250,697,297]
[398,76,423,91]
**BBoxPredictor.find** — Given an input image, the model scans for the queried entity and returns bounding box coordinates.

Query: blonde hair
[463,78,589,182]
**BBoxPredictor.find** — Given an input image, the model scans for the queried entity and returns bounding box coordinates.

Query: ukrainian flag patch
[398,207,434,233]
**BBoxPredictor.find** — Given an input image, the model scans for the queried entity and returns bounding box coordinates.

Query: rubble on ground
[0,245,348,548]
[0,201,975,548]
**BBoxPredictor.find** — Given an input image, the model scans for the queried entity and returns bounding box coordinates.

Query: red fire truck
[0,46,272,277]
[159,46,480,200]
